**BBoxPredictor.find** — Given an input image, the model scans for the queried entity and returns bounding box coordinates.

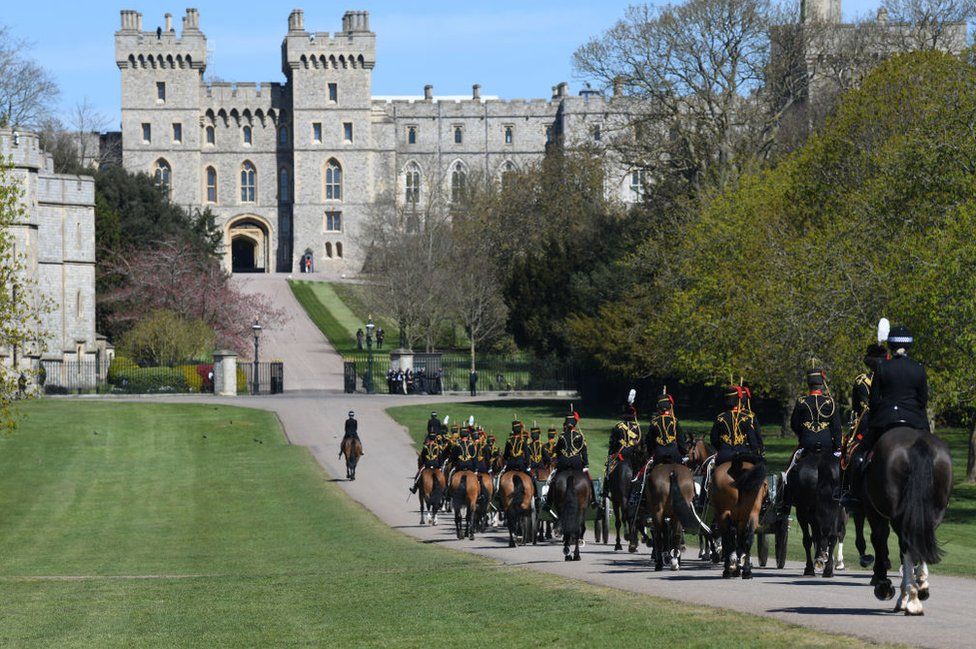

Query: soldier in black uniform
[551,410,594,504]
[450,428,479,474]
[843,326,928,506]
[527,427,550,475]
[343,411,361,446]
[777,368,843,514]
[646,392,687,466]
[427,411,441,436]
[409,430,445,493]
[710,386,763,466]
[502,421,529,473]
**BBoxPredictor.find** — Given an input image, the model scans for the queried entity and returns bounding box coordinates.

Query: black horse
[605,454,635,552]
[861,427,952,615]
[550,469,589,561]
[790,450,844,577]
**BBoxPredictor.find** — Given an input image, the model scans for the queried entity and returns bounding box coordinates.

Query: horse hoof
[670,560,679,571]
[835,561,845,571]
[804,566,815,577]
[565,555,573,562]
[614,544,622,552]
[722,569,732,579]
[742,568,753,580]
[918,588,930,601]
[469,534,475,541]
[628,546,637,554]
[655,563,664,572]
[874,580,895,601]
[573,554,581,562]
[823,568,834,579]
[859,554,874,568]
[508,541,516,548]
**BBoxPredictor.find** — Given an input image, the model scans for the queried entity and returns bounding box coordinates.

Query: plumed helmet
[863,343,887,371]
[887,325,913,349]
[460,428,470,438]
[656,393,674,412]
[622,403,637,420]
[547,428,557,438]
[805,368,825,387]
[724,385,742,407]
[512,420,523,432]
[530,426,541,439]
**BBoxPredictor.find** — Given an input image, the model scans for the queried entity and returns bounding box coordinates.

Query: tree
[881,0,976,51]
[0,161,45,431]
[0,26,58,129]
[120,310,214,366]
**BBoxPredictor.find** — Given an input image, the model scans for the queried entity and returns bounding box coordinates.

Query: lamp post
[365,316,375,394]
[251,319,262,395]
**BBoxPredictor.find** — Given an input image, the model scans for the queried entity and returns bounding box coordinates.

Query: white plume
[468,415,474,427]
[627,389,636,405]
[443,415,449,425]
[877,317,890,344]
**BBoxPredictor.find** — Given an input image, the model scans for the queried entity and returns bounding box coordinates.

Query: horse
[836,507,872,570]
[605,452,636,551]
[686,437,710,474]
[499,471,536,547]
[476,472,495,532]
[450,470,481,540]
[645,463,702,571]
[710,454,767,579]
[417,467,446,526]
[860,427,952,615]
[531,462,555,542]
[789,450,844,577]
[339,436,363,480]
[549,469,590,561]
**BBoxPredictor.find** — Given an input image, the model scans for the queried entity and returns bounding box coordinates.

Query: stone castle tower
[116,8,638,274]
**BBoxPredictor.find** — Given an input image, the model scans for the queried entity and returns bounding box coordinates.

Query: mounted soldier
[552,408,595,504]
[701,385,764,508]
[342,411,362,447]
[526,426,550,477]
[503,420,530,473]
[427,411,441,436]
[842,323,929,508]
[410,427,445,494]
[545,427,558,458]
[646,390,687,467]
[450,427,480,475]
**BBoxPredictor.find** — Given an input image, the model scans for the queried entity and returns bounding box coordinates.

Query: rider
[843,325,928,507]
[427,411,441,437]
[646,391,687,466]
[545,427,558,458]
[777,367,843,515]
[527,426,550,476]
[701,385,763,507]
[409,428,445,493]
[552,409,595,505]
[450,427,480,475]
[474,427,492,474]
[343,411,362,449]
[503,420,530,473]
[606,398,642,477]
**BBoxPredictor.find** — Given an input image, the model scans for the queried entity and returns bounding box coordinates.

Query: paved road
[211,277,973,648]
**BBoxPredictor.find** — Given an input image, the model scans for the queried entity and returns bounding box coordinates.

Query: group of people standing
[385,367,443,395]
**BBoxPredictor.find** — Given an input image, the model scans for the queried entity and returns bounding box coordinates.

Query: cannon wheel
[757,528,770,567]
[775,518,790,569]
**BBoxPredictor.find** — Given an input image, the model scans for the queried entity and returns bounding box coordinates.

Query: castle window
[328,83,338,102]
[206,166,217,203]
[336,242,343,258]
[545,126,553,144]
[142,123,152,143]
[450,162,466,203]
[278,126,289,146]
[325,242,333,258]
[343,122,353,143]
[593,124,602,141]
[241,161,256,203]
[206,126,215,145]
[76,290,82,319]
[312,122,322,144]
[172,123,182,143]
[407,126,417,145]
[405,162,421,204]
[325,159,342,201]
[325,211,342,232]
[153,159,171,192]
[501,161,517,189]
[504,125,514,145]
[156,82,166,102]
[630,168,646,200]
[243,126,252,145]
[279,168,290,202]
[453,125,463,145]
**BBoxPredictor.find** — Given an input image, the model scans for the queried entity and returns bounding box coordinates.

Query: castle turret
[803,0,841,23]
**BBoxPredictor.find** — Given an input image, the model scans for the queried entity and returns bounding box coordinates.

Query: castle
[116,8,636,274]
[0,128,100,374]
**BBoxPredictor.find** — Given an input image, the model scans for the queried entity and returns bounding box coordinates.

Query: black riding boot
[839,454,865,510]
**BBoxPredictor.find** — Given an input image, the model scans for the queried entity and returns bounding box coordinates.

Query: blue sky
[5,0,886,127]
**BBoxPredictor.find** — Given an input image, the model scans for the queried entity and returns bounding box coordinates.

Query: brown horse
[418,467,446,526]
[450,470,480,540]
[861,428,952,615]
[549,470,590,561]
[339,437,363,480]
[499,471,536,547]
[686,437,710,474]
[710,455,767,579]
[645,463,702,571]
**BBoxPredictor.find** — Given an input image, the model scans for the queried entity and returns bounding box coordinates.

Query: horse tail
[816,452,840,531]
[560,472,582,543]
[669,471,697,529]
[510,474,526,517]
[454,473,468,511]
[895,437,944,565]
[730,455,767,493]
[430,471,444,509]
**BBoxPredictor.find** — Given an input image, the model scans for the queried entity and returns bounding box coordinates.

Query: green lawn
[289,279,365,354]
[387,399,976,578]
[0,400,889,648]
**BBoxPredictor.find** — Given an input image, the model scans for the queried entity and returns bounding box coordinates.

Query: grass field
[0,400,890,648]
[288,280,365,354]
[387,399,976,578]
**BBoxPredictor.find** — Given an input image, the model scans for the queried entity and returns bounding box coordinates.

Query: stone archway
[226,215,271,273]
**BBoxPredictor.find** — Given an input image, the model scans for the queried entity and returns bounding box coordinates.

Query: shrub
[111,367,188,394]
[119,310,214,366]
[107,356,138,385]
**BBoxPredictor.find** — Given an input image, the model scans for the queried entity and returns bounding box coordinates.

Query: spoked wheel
[757,529,770,567]
[774,518,790,569]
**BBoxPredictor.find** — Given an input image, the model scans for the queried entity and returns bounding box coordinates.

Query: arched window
[325,242,333,258]
[500,161,517,189]
[205,125,215,145]
[241,161,256,203]
[336,242,343,258]
[243,125,252,145]
[279,168,290,202]
[450,161,466,203]
[324,159,342,201]
[405,162,421,204]
[278,126,288,146]
[153,159,171,192]
[206,166,217,203]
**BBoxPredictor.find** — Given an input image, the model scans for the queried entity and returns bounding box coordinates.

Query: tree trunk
[469,338,476,374]
[967,420,976,484]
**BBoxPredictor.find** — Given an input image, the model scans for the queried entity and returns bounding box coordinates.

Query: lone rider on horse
[343,411,362,449]
[842,324,929,507]
[646,391,688,467]
[777,367,843,515]
[552,408,595,505]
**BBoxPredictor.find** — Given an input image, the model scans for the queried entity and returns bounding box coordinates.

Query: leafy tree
[119,310,214,366]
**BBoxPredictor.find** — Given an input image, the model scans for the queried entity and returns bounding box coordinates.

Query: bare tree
[0,27,59,129]
[70,99,114,170]
[881,0,975,51]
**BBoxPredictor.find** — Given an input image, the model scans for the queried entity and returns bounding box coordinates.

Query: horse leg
[868,513,894,600]
[835,539,845,571]
[800,518,815,576]
[740,519,755,580]
[613,501,623,551]
[507,510,517,548]
[670,521,682,571]
[822,532,836,579]
[652,520,665,571]
[419,495,426,525]
[467,503,475,541]
[898,551,924,615]
[455,504,462,540]
[916,561,930,601]
[720,516,734,579]
[855,511,873,568]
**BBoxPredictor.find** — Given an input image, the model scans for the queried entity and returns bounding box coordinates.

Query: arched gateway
[226,215,272,273]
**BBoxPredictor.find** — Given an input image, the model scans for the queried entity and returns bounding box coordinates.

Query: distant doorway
[226,216,270,273]
[301,249,314,273]
[232,236,257,272]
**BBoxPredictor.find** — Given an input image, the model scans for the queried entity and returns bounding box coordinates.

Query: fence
[38,359,284,395]
[341,351,577,394]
